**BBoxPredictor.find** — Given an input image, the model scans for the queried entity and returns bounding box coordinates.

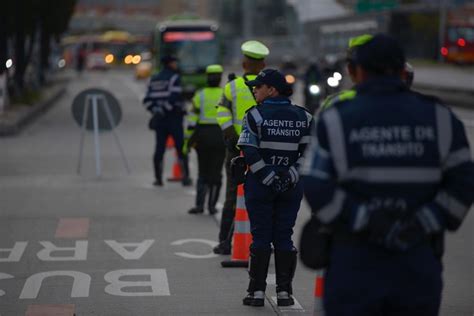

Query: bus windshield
[160,31,218,73]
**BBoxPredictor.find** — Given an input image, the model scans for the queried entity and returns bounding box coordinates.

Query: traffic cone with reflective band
[166,136,174,148]
[221,184,252,268]
[313,270,325,315]
[167,150,183,182]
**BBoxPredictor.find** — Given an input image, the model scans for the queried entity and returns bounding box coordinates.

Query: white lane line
[271,296,305,313]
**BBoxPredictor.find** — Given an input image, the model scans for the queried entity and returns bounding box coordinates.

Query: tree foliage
[1,0,76,94]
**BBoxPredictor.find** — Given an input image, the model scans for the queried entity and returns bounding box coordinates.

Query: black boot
[188,179,207,214]
[153,159,163,186]
[212,241,231,255]
[243,248,271,307]
[275,249,297,306]
[207,184,221,215]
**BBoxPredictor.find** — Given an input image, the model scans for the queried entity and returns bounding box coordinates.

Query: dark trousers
[324,243,442,316]
[195,125,225,185]
[154,114,184,163]
[244,172,303,251]
[217,148,240,244]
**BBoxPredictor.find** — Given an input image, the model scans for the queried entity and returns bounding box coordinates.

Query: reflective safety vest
[216,75,257,135]
[192,87,223,125]
[320,89,356,112]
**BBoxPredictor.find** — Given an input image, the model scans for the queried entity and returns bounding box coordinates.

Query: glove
[369,210,425,251]
[182,139,189,155]
[223,128,239,152]
[271,172,292,193]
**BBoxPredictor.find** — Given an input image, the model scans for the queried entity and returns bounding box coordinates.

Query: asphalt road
[0,69,472,316]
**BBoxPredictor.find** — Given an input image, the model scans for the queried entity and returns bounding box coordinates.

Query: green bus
[155,19,221,99]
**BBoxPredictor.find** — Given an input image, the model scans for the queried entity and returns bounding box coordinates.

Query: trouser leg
[153,127,167,185]
[218,149,238,243]
[188,178,207,214]
[242,248,272,307]
[275,249,297,306]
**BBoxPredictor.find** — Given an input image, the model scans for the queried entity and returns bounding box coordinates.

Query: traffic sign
[72,88,122,131]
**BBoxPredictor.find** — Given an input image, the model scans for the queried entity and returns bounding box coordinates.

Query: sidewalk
[0,73,69,136]
[411,62,474,107]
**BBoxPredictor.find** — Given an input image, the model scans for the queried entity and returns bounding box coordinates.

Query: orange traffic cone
[313,271,325,315]
[166,136,174,148]
[221,184,252,268]
[167,150,183,182]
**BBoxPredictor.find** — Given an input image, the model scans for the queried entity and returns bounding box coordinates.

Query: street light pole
[241,0,253,40]
[438,0,447,62]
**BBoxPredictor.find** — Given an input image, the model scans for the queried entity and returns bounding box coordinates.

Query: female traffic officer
[237,69,313,307]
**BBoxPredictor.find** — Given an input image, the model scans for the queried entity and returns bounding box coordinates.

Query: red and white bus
[441,5,474,64]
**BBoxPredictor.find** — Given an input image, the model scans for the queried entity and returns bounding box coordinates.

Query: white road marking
[171,238,219,259]
[271,296,305,313]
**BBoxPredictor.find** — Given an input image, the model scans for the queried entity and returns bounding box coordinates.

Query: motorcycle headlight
[309,84,320,95]
[327,77,340,88]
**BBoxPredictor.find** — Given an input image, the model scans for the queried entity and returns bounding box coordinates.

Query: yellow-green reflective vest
[216,75,257,135]
[320,89,357,111]
[192,87,223,124]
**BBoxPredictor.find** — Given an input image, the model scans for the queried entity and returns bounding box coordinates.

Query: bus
[154,19,221,98]
[441,5,474,64]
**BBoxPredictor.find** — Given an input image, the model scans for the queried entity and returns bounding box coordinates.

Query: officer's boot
[274,249,297,306]
[207,183,221,215]
[188,179,207,214]
[153,159,163,186]
[243,248,271,307]
[180,156,192,186]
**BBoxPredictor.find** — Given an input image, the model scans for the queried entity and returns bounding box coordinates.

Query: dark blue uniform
[143,67,186,184]
[302,77,474,315]
[238,97,312,251]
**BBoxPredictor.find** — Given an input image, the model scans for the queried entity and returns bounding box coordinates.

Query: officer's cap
[246,69,292,96]
[206,64,223,74]
[160,55,177,65]
[349,33,406,74]
[241,40,269,60]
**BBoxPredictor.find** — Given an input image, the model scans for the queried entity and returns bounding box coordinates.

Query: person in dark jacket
[238,69,313,307]
[301,33,474,316]
[143,56,191,186]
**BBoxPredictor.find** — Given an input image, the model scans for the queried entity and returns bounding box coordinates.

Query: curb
[412,84,473,109]
[0,84,67,137]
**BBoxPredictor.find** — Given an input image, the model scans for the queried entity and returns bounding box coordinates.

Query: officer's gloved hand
[271,172,292,194]
[223,128,239,153]
[152,106,166,119]
[369,210,425,251]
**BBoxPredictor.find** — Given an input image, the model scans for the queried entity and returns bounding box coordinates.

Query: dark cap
[245,69,292,96]
[160,55,178,65]
[349,33,405,74]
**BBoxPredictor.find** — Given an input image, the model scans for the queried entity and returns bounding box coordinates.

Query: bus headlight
[105,54,114,64]
[309,84,320,95]
[124,55,133,64]
[132,55,141,64]
[285,74,296,84]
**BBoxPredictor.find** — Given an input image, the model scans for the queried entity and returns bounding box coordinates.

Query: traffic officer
[213,40,269,255]
[143,55,191,186]
[301,33,474,316]
[186,65,226,215]
[238,69,313,307]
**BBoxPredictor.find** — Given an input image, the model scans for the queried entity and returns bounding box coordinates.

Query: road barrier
[221,184,252,268]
